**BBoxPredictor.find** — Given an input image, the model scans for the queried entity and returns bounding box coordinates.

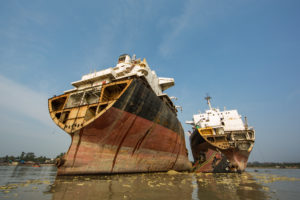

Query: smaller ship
[186,96,255,173]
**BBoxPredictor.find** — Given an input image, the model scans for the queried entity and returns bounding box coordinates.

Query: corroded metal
[49,78,191,175]
[190,128,254,173]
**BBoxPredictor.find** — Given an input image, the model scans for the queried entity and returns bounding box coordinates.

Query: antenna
[244,116,248,130]
[170,96,178,100]
[205,94,212,110]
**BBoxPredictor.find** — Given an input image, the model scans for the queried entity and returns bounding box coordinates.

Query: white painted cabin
[65,54,174,97]
[186,97,249,132]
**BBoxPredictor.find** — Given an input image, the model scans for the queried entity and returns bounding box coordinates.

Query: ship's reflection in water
[50,172,268,200]
[0,166,271,200]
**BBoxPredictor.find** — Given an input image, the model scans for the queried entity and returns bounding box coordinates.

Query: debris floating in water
[167,170,179,175]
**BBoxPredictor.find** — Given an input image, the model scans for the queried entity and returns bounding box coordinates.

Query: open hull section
[49,78,191,175]
[190,129,252,173]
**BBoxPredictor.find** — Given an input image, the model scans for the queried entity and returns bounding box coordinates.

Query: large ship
[48,54,192,175]
[186,96,255,173]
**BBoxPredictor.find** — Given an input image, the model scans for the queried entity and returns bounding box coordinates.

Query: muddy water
[1,166,300,200]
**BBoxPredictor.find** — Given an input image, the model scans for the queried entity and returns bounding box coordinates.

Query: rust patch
[171,135,182,169]
[131,127,153,156]
[110,116,138,173]
[72,129,83,167]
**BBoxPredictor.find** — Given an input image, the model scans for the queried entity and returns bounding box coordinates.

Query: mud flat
[1,166,300,200]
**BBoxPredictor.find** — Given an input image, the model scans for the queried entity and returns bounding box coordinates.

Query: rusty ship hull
[49,78,191,175]
[190,128,254,173]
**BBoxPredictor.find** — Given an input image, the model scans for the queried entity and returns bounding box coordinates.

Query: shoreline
[0,163,56,166]
[247,166,300,169]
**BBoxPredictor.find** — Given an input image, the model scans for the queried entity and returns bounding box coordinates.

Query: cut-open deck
[197,127,255,151]
[48,79,132,134]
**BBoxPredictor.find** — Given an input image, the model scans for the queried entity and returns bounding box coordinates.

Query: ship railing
[64,88,102,109]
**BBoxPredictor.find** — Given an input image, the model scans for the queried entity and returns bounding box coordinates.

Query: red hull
[50,78,192,175]
[190,129,252,173]
[193,146,250,173]
[58,107,191,175]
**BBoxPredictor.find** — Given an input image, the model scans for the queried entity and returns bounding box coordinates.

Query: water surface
[1,166,300,199]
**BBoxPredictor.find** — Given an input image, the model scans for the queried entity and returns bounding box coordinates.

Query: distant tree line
[248,161,300,168]
[0,152,65,164]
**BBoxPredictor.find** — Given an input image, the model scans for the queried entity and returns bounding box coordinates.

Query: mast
[205,95,212,110]
[244,116,248,130]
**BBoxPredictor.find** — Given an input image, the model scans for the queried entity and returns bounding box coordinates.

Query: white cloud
[0,74,70,157]
[82,1,158,69]
[158,0,241,58]
[159,0,201,57]
[0,74,52,127]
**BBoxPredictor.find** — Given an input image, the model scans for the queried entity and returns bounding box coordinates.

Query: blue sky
[0,0,299,162]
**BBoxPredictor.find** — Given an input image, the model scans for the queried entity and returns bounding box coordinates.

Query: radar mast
[205,94,212,110]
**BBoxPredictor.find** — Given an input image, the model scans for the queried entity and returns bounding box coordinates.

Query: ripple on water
[1,166,300,200]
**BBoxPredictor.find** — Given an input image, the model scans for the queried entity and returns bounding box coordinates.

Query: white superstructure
[186,96,249,132]
[65,54,174,96]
